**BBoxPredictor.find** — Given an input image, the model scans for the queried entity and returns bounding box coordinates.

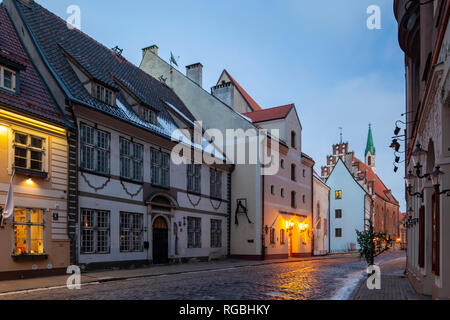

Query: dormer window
[142,108,157,125]
[0,65,16,92]
[94,83,114,105]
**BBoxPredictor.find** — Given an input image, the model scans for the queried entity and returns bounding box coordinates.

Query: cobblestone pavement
[350,253,431,300]
[0,252,405,300]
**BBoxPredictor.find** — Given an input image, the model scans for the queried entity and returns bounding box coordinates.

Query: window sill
[14,167,48,179]
[120,177,144,185]
[80,168,111,179]
[151,184,171,191]
[12,254,48,262]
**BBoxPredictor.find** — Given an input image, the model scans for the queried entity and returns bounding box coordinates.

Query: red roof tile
[0,5,63,125]
[354,157,399,205]
[243,104,294,123]
[223,70,262,112]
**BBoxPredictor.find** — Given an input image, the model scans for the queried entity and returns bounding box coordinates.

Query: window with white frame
[80,123,110,175]
[120,137,143,182]
[13,208,44,255]
[13,132,45,172]
[120,212,143,252]
[210,219,222,248]
[187,217,201,248]
[151,148,170,187]
[0,65,16,92]
[210,168,222,199]
[95,83,114,105]
[187,164,201,194]
[142,108,157,125]
[80,209,110,254]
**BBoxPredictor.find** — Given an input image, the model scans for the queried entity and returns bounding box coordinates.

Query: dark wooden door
[419,206,425,268]
[432,193,440,275]
[153,217,169,264]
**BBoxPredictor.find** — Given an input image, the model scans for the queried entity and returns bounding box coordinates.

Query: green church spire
[365,124,376,156]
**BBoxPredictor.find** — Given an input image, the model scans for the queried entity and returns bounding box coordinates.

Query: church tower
[365,124,376,174]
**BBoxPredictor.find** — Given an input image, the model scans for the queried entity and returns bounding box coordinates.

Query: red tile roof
[223,70,262,112]
[354,157,399,205]
[242,104,294,123]
[0,5,64,125]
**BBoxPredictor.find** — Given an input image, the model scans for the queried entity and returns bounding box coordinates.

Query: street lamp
[430,166,450,196]
[412,144,429,179]
[405,170,424,199]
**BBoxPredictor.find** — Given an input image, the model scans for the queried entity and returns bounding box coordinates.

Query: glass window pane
[30,137,43,149]
[3,69,12,89]
[30,209,43,224]
[15,133,28,145]
[14,209,27,223]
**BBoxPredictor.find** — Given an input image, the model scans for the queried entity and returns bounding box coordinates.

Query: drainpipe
[311,167,314,256]
[261,173,265,261]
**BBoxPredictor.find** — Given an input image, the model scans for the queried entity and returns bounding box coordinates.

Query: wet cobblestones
[0,252,405,300]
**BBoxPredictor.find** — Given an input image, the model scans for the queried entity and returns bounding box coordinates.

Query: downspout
[261,173,265,261]
[328,188,331,254]
[311,167,314,256]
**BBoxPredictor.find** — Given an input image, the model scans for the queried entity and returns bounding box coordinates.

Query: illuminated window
[0,65,16,92]
[120,212,143,252]
[335,190,343,200]
[210,219,222,248]
[151,148,170,188]
[280,229,286,245]
[13,208,44,255]
[188,217,202,248]
[210,168,222,199]
[142,108,157,125]
[81,209,110,254]
[336,209,343,219]
[13,132,45,172]
[270,228,276,244]
[120,137,143,182]
[80,123,110,175]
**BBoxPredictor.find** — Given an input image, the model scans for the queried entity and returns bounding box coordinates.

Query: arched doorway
[153,217,169,264]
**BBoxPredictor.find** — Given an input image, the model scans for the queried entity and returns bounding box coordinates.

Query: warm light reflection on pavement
[0,252,405,300]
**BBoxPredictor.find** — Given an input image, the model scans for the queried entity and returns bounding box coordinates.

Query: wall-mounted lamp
[26,176,34,186]
[430,166,450,197]
[405,171,424,199]
[412,144,429,179]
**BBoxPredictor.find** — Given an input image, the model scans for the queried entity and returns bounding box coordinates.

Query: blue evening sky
[19,0,407,211]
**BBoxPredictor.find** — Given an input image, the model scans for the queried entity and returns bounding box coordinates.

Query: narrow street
[0,252,405,300]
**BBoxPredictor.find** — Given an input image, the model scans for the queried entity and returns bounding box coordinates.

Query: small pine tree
[356,219,393,267]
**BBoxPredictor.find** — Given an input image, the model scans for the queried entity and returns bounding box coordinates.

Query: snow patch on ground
[330,269,365,300]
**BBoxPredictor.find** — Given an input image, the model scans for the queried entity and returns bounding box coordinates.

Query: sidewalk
[0,253,357,295]
[350,254,432,300]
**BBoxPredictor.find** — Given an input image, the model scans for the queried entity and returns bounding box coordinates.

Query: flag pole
[1,169,15,229]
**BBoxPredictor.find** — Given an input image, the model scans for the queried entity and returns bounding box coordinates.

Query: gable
[326,159,367,197]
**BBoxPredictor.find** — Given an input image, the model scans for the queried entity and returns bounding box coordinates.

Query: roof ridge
[223,70,262,112]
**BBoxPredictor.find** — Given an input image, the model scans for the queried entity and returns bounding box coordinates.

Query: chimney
[142,45,159,57]
[186,63,203,87]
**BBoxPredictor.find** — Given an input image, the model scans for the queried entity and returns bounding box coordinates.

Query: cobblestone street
[0,252,406,300]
